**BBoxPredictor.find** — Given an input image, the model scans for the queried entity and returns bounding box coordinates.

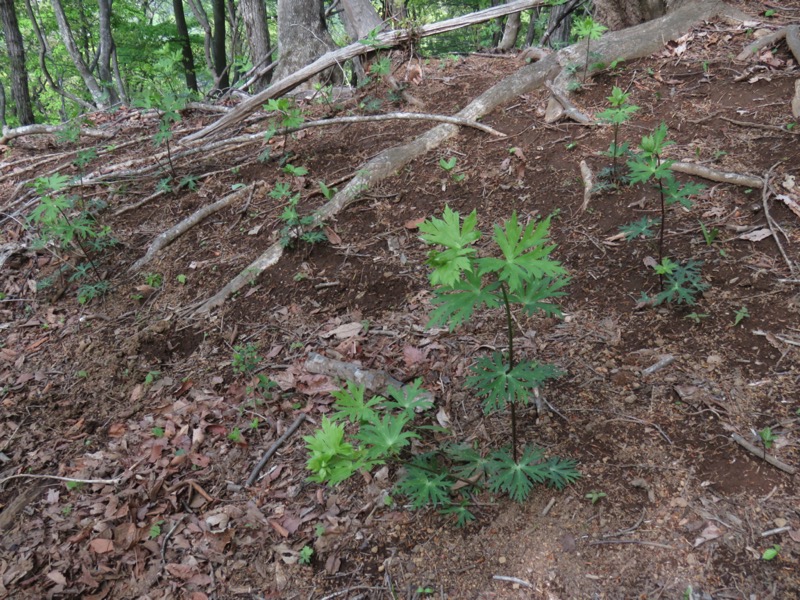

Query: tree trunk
[186,0,216,85]
[212,0,229,90]
[524,8,540,46]
[547,1,572,48]
[173,0,198,93]
[382,0,406,22]
[593,0,669,30]
[0,0,36,124]
[97,0,119,104]
[50,0,107,108]
[498,8,521,50]
[273,0,339,87]
[240,0,272,92]
[342,0,382,39]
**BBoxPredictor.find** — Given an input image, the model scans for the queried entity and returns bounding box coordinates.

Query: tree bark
[0,0,36,124]
[173,0,198,93]
[186,0,216,85]
[546,1,572,48]
[97,0,119,104]
[212,0,229,90]
[240,0,272,92]
[593,0,668,30]
[273,0,339,87]
[498,9,521,50]
[50,0,107,108]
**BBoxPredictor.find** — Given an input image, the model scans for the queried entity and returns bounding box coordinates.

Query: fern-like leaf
[427,271,501,330]
[486,447,547,503]
[356,413,417,459]
[384,379,433,419]
[330,381,381,424]
[508,276,570,317]
[419,206,481,287]
[396,459,452,508]
[466,354,564,414]
[439,502,476,527]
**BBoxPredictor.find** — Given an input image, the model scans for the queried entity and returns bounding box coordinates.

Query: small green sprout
[762,544,780,560]
[684,312,708,324]
[149,521,164,539]
[733,306,749,326]
[176,274,187,285]
[585,490,607,504]
[144,272,163,288]
[228,427,243,443]
[758,427,776,449]
[152,426,165,438]
[298,545,314,565]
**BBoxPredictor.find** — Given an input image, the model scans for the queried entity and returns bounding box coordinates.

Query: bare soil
[2,6,800,600]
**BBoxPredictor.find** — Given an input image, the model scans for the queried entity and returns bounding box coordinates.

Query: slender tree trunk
[50,0,107,107]
[240,0,271,92]
[547,1,572,48]
[274,0,339,87]
[524,7,540,46]
[97,0,119,104]
[173,0,198,92]
[0,0,36,124]
[212,0,229,90]
[0,79,7,127]
[498,10,521,50]
[186,0,216,83]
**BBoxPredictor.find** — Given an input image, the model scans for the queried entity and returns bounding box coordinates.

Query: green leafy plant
[298,545,314,565]
[762,544,780,560]
[305,208,579,524]
[144,370,161,386]
[733,306,749,326]
[144,272,163,288]
[585,490,607,504]
[699,220,719,246]
[573,16,607,83]
[758,426,776,449]
[619,217,658,241]
[684,312,708,324]
[644,259,709,306]
[232,343,260,376]
[282,163,309,177]
[596,86,639,182]
[176,274,188,285]
[228,427,243,443]
[438,156,465,183]
[278,191,327,249]
[149,521,164,539]
[152,426,165,438]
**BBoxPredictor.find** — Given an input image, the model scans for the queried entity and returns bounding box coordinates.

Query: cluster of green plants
[27,162,117,304]
[270,169,328,249]
[305,207,579,524]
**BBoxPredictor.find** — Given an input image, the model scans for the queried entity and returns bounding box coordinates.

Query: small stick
[161,514,187,563]
[730,433,796,475]
[493,575,533,588]
[763,164,797,275]
[588,539,673,550]
[761,526,791,538]
[245,413,307,487]
[671,161,763,189]
[0,473,121,486]
[541,498,556,516]
[641,355,674,376]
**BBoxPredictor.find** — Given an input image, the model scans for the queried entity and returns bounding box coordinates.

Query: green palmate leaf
[29,194,71,226]
[542,456,581,489]
[619,217,658,241]
[487,446,547,502]
[304,417,361,485]
[607,86,631,107]
[444,443,493,481]
[439,502,476,527]
[330,381,381,424]
[357,413,417,459]
[652,259,709,306]
[477,213,566,294]
[385,379,433,418]
[419,206,481,287]
[639,122,673,157]
[596,104,639,125]
[508,276,570,317]
[427,271,501,330]
[396,458,452,508]
[662,176,705,208]
[466,353,564,413]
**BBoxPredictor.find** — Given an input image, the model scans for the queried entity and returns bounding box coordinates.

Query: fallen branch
[579,160,594,212]
[0,473,121,486]
[588,539,674,550]
[545,80,591,124]
[762,164,796,275]
[671,161,763,189]
[245,413,307,487]
[304,352,435,404]
[0,122,117,146]
[492,575,533,588]
[281,112,506,137]
[129,183,256,272]
[720,116,799,134]
[184,0,549,142]
[735,27,788,62]
[731,432,796,475]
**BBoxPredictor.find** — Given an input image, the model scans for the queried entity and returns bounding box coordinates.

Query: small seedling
[249,418,259,430]
[762,544,780,560]
[144,370,161,386]
[758,426,776,449]
[596,86,639,182]
[699,221,719,246]
[232,343,260,375]
[282,163,308,177]
[152,426,165,438]
[585,490,607,504]
[298,545,314,565]
[416,587,435,596]
[684,312,708,324]
[764,9,776,17]
[149,521,164,539]
[573,16,608,82]
[228,427,243,443]
[176,274,187,285]
[438,157,465,182]
[65,481,84,491]
[314,523,326,537]
[144,272,163,288]
[733,306,749,326]
[318,181,337,199]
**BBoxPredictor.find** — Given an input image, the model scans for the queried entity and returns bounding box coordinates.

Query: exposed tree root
[735,26,790,62]
[129,183,258,273]
[544,81,591,124]
[189,1,733,315]
[671,161,763,189]
[0,123,117,146]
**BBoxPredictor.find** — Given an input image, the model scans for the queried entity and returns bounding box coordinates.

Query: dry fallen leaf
[88,538,114,554]
[737,228,772,242]
[321,322,364,339]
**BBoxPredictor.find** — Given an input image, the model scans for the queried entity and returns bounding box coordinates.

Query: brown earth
[2,6,800,600]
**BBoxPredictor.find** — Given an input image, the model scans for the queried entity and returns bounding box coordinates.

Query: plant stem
[656,155,666,291]
[583,39,590,83]
[612,123,619,181]
[500,284,518,463]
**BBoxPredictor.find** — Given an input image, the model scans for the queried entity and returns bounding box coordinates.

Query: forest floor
[2,5,800,600]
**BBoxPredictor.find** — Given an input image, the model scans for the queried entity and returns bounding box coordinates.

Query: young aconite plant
[304,208,579,525]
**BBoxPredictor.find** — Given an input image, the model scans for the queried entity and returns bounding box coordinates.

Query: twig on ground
[762,164,796,275]
[319,586,384,600]
[161,514,187,563]
[671,161,763,189]
[493,575,533,588]
[245,413,307,487]
[735,27,788,61]
[720,116,798,134]
[541,498,556,516]
[731,433,797,474]
[579,160,594,212]
[129,183,256,272]
[761,526,791,537]
[0,473,121,486]
[602,508,646,538]
[641,355,674,376]
[588,539,673,549]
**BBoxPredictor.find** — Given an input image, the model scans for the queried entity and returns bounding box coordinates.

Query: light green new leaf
[304,417,361,484]
[357,413,417,459]
[385,379,433,418]
[419,206,481,287]
[427,271,501,331]
[508,276,570,317]
[486,447,547,502]
[466,353,564,413]
[330,381,381,424]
